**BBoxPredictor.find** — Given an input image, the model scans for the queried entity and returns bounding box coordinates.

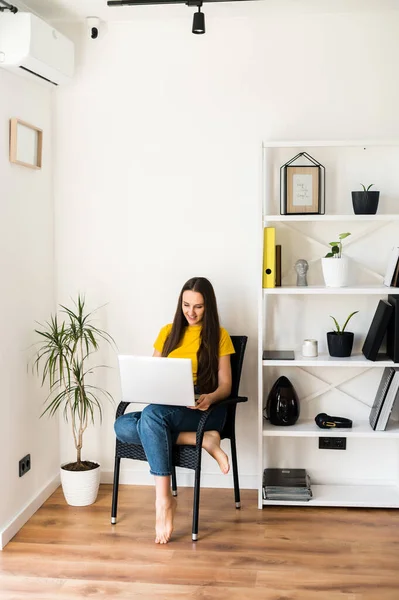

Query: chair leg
[111,455,121,524]
[171,465,178,496]
[192,452,203,541]
[230,435,241,509]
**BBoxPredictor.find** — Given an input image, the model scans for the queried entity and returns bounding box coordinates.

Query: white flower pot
[321,256,349,288]
[60,463,101,506]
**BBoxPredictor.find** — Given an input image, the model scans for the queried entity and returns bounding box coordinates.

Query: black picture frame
[362,300,394,361]
[280,151,325,215]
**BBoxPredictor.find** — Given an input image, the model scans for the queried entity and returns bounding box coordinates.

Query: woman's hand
[189,394,214,411]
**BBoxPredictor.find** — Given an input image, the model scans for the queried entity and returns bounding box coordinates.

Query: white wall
[53,4,399,488]
[0,70,59,548]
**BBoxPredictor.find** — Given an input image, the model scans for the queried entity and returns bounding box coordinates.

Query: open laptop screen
[118,355,196,407]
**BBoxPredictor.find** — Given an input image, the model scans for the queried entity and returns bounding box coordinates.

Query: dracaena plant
[329,311,359,335]
[33,295,115,470]
[324,232,351,258]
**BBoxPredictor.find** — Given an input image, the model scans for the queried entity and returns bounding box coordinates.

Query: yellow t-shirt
[153,324,235,384]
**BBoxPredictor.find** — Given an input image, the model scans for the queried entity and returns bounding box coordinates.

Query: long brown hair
[162,277,220,393]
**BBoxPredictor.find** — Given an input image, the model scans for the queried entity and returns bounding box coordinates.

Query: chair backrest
[220,335,247,440]
[230,336,248,397]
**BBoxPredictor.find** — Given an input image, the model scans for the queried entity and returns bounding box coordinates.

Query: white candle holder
[302,339,318,357]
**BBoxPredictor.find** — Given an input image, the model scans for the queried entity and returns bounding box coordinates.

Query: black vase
[351,191,380,215]
[265,376,300,426]
[327,331,354,357]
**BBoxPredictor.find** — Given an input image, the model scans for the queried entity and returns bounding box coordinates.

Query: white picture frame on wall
[9,118,43,170]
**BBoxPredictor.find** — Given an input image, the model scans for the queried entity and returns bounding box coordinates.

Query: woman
[114,276,235,544]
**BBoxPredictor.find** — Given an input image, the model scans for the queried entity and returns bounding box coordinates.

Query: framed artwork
[9,118,43,169]
[280,152,325,215]
[286,166,319,213]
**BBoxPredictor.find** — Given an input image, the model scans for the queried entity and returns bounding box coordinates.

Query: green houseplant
[321,232,351,287]
[34,295,115,506]
[352,183,380,215]
[327,311,359,357]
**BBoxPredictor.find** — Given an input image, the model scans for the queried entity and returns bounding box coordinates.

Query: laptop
[118,355,196,407]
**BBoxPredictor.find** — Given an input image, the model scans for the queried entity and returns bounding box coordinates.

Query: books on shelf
[384,247,399,287]
[362,300,393,361]
[262,227,276,288]
[275,244,282,287]
[262,468,312,501]
[262,350,295,360]
[387,295,399,363]
[369,367,399,431]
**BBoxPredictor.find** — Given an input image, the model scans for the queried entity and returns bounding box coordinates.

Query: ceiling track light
[107,0,254,34]
[191,2,205,35]
[0,1,18,13]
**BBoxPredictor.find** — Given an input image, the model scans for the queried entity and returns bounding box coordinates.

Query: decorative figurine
[294,259,309,286]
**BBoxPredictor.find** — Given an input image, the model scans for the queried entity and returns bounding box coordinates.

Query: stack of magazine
[262,468,312,501]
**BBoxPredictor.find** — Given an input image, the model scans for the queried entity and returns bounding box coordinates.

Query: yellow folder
[262,227,276,288]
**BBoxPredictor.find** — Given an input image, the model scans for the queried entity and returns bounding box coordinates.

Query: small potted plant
[321,232,351,287]
[327,311,359,357]
[351,184,380,215]
[33,295,115,506]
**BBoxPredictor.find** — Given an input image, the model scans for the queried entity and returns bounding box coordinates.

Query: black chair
[111,335,248,541]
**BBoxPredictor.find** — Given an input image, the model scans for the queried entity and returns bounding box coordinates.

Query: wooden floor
[1,485,399,599]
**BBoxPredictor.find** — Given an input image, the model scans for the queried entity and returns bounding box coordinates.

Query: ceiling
[13,0,399,23]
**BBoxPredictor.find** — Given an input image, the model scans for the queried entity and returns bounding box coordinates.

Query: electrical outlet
[319,437,346,450]
[19,454,31,477]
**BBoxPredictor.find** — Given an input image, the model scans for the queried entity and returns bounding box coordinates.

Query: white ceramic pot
[60,463,101,506]
[321,256,349,288]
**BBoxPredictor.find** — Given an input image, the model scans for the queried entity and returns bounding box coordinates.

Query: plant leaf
[341,311,359,333]
[330,315,341,333]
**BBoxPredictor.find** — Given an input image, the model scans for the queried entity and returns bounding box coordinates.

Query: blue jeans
[114,404,227,476]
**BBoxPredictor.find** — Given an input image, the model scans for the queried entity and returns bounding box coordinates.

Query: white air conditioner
[0,12,74,86]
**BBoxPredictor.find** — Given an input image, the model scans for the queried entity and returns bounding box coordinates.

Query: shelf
[263,214,399,223]
[262,352,394,367]
[262,140,399,148]
[262,484,399,508]
[263,285,398,295]
[262,419,399,437]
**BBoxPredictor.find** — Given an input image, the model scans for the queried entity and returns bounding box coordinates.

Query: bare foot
[203,431,230,474]
[155,497,176,544]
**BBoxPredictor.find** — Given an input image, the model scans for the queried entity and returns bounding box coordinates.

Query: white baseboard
[0,473,60,550]
[101,469,257,489]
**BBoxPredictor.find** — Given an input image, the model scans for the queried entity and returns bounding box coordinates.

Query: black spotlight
[192,4,205,34]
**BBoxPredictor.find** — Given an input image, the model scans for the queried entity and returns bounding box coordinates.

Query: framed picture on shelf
[280,152,325,215]
[286,166,319,213]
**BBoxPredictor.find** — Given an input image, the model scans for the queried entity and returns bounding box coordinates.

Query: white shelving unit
[258,141,399,509]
